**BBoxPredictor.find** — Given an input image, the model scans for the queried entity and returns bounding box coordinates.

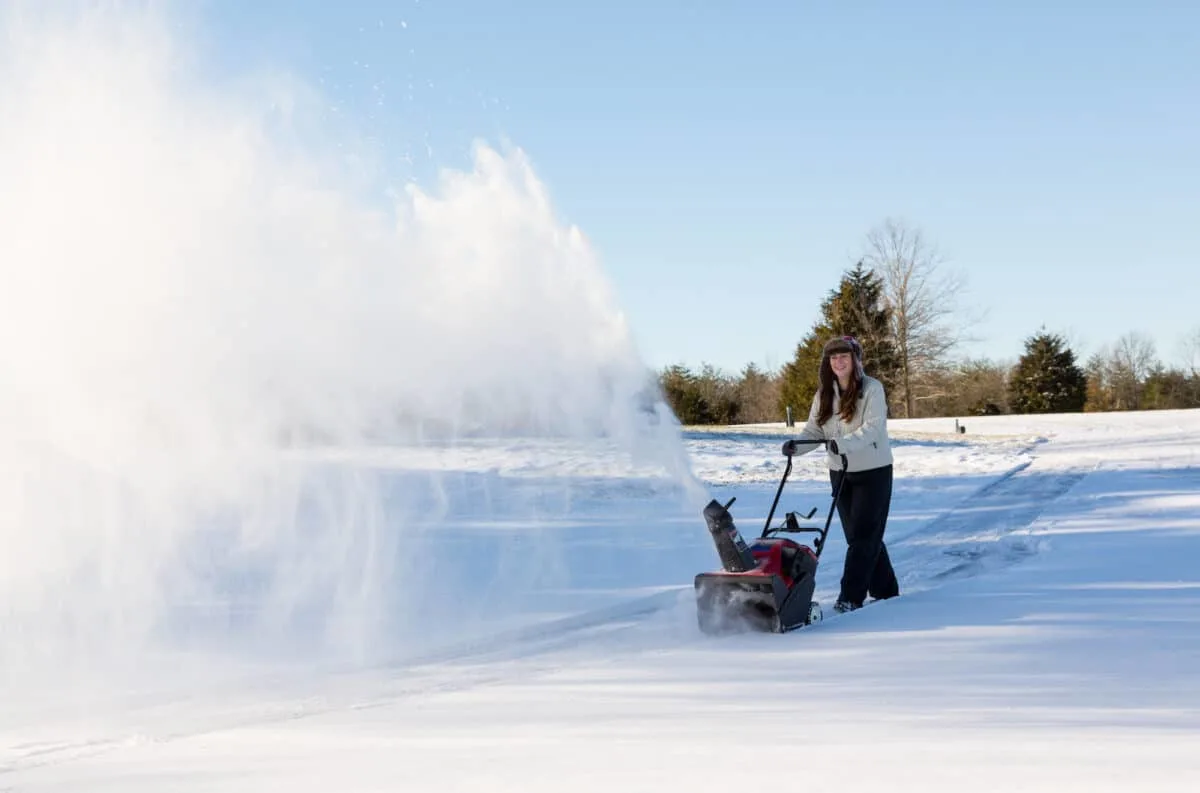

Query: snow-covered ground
[4,409,1199,792]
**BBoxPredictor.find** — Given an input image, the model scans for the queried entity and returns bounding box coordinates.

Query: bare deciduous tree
[1111,331,1158,410]
[1089,331,1160,410]
[1182,327,1200,377]
[859,218,972,418]
[1114,332,1158,380]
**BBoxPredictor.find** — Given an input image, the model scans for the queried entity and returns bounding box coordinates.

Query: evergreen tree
[695,363,741,424]
[778,262,898,419]
[659,364,712,425]
[1142,367,1196,410]
[1008,330,1088,414]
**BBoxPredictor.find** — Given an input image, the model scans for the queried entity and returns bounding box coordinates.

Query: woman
[781,335,899,613]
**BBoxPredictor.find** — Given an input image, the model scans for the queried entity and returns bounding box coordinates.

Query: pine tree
[778,262,898,419]
[659,365,713,425]
[1008,330,1088,414]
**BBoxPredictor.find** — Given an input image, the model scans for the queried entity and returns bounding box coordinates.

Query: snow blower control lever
[766,441,827,527]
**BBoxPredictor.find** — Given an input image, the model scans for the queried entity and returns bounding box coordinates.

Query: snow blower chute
[694,441,847,635]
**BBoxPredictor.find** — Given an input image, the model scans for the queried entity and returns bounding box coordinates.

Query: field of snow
[4,409,1199,792]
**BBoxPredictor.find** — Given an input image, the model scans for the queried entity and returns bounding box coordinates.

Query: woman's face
[829,351,854,380]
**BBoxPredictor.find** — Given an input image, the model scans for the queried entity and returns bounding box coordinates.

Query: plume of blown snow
[0,2,693,680]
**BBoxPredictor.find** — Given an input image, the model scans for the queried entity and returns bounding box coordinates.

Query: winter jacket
[793,374,894,472]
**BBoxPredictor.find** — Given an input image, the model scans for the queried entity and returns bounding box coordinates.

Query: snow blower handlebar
[763,439,850,558]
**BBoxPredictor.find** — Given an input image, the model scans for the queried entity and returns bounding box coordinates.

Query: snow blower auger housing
[694,441,847,635]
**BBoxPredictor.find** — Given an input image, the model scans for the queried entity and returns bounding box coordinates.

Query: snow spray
[0,3,692,682]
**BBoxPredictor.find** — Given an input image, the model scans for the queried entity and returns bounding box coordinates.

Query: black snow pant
[830,464,899,607]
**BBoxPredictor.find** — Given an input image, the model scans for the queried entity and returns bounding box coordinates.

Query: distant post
[786,406,794,427]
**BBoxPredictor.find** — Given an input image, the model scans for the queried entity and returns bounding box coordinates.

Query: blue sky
[197,0,1198,373]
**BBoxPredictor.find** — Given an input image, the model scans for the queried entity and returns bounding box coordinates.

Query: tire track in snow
[896,462,1092,587]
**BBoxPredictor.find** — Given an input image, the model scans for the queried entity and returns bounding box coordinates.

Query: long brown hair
[815,343,863,426]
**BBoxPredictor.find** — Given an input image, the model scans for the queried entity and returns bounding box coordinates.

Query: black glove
[782,439,798,457]
[828,439,839,454]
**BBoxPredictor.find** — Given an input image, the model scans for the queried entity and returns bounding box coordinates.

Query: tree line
[657,219,1200,425]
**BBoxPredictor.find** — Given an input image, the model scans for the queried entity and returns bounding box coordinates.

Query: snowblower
[694,441,847,635]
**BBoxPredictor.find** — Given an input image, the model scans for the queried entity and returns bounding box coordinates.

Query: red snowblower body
[694,441,847,635]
